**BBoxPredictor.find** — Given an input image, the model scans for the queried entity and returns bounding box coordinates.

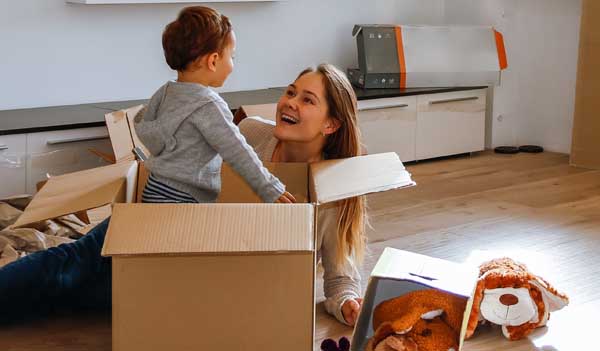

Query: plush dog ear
[529,276,569,312]
[465,279,485,339]
[372,322,403,348]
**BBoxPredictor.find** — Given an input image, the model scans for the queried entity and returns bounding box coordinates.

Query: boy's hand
[342,298,363,326]
[276,191,296,203]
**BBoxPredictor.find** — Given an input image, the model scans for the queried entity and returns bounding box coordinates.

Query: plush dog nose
[499,294,519,306]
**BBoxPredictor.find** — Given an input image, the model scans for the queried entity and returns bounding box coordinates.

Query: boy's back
[134,80,285,204]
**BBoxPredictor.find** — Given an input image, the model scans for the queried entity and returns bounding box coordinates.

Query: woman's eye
[286,90,295,97]
[304,97,314,104]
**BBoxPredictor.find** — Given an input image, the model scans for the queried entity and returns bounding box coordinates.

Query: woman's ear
[323,118,341,136]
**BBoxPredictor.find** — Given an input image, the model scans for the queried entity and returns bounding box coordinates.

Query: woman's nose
[499,294,519,306]
[286,97,299,110]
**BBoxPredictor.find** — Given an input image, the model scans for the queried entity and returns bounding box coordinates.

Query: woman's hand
[276,191,297,203]
[342,298,363,326]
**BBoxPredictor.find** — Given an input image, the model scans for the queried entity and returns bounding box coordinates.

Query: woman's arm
[318,205,362,325]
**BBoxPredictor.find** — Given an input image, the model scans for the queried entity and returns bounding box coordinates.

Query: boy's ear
[206,52,220,72]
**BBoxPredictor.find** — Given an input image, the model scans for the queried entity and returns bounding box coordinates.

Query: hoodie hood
[134,81,215,156]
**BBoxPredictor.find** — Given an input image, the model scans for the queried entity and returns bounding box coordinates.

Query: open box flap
[13,161,138,228]
[105,105,149,163]
[309,152,415,204]
[102,203,315,256]
[237,103,277,121]
[371,247,478,298]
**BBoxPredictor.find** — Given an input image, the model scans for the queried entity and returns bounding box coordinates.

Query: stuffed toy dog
[465,257,569,341]
[365,289,467,351]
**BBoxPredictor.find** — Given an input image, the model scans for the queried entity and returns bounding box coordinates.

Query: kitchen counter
[0,86,486,135]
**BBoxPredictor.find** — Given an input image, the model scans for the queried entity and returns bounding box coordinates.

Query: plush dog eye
[420,329,432,337]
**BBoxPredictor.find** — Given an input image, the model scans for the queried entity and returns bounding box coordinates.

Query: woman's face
[273,72,338,143]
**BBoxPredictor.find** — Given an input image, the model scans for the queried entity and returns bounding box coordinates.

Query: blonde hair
[297,63,368,269]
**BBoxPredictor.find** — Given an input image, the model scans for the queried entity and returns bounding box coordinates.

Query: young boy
[135,6,295,204]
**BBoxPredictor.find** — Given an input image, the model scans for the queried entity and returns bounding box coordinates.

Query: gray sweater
[134,81,285,203]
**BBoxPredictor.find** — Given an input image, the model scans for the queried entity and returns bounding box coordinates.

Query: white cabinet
[416,89,486,160]
[26,126,113,194]
[358,88,487,163]
[358,96,417,162]
[0,134,27,198]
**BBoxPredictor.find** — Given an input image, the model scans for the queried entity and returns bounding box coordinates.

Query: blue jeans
[0,217,112,323]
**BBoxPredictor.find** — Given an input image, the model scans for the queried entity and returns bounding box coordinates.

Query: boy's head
[163,6,235,87]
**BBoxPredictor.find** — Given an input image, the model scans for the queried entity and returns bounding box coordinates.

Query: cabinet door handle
[429,96,479,105]
[0,144,8,151]
[359,103,409,112]
[46,135,109,145]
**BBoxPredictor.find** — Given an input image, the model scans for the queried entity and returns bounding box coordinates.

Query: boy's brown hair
[162,6,232,71]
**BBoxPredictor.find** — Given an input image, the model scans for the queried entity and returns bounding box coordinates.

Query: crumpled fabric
[0,202,23,230]
[0,196,89,268]
[0,240,21,267]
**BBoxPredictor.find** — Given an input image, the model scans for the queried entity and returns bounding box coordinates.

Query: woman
[0,63,366,326]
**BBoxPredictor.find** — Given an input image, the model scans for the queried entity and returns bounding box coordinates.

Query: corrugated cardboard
[351,248,479,351]
[111,252,315,351]
[104,203,316,351]
[102,203,314,255]
[104,105,149,163]
[233,103,277,124]
[218,162,309,203]
[12,161,138,228]
[352,25,507,88]
[309,153,414,204]
[570,0,600,169]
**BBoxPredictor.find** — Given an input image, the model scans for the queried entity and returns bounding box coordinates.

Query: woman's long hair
[297,63,368,269]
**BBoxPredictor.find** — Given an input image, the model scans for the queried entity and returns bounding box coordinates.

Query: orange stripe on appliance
[494,29,508,70]
[394,25,407,89]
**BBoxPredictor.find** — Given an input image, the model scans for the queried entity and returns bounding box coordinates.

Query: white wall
[444,0,582,153]
[0,0,444,110]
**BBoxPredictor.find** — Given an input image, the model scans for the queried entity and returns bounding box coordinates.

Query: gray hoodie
[134,81,285,203]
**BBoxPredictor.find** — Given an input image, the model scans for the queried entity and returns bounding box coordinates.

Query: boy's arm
[192,101,285,203]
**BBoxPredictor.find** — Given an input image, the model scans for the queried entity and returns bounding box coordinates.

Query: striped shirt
[141,174,198,203]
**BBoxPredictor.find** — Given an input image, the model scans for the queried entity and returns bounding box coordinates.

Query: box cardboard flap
[124,105,151,158]
[105,109,136,163]
[102,203,314,256]
[218,162,309,203]
[371,248,478,297]
[105,105,149,163]
[234,103,277,124]
[309,152,414,204]
[13,161,138,228]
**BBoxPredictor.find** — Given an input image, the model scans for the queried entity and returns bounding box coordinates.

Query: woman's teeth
[281,114,299,124]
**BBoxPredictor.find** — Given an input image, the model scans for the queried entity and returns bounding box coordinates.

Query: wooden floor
[1,151,599,350]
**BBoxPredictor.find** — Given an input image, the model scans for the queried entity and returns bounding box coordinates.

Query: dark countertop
[354,86,486,100]
[0,86,486,135]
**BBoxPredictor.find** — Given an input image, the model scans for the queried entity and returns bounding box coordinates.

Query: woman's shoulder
[238,116,276,147]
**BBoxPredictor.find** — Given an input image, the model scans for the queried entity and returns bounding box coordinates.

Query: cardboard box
[233,103,277,125]
[352,25,508,89]
[351,248,479,351]
[14,105,415,350]
[570,0,600,170]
